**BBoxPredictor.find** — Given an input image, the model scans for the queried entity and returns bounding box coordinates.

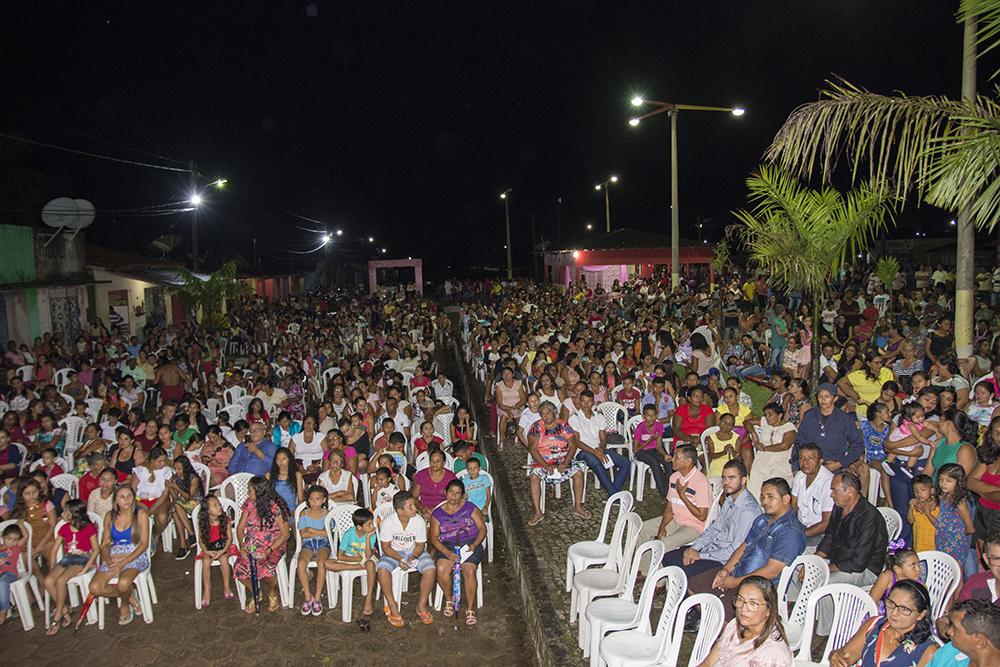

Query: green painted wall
[25,288,40,339]
[0,225,36,285]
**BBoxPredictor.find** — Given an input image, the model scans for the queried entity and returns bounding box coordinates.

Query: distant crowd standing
[460,262,1000,665]
[0,285,495,635]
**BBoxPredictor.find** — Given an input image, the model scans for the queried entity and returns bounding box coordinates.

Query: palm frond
[960,0,1000,74]
[766,79,969,201]
[876,256,900,291]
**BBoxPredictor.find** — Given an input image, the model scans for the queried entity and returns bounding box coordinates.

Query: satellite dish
[150,234,181,257]
[41,198,95,230]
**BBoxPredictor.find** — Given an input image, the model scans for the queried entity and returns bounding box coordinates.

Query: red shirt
[58,522,98,556]
[135,433,158,452]
[415,435,444,456]
[677,403,713,438]
[79,470,128,503]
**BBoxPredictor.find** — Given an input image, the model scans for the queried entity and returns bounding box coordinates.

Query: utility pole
[531,213,537,281]
[603,185,612,233]
[556,197,562,249]
[956,15,977,357]
[670,110,680,289]
[189,161,199,271]
[501,190,512,280]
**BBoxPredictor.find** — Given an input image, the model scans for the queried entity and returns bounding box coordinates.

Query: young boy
[39,448,64,477]
[325,508,378,628]
[461,457,492,515]
[370,467,400,509]
[375,491,436,627]
[0,523,26,626]
[615,375,642,417]
[451,442,488,475]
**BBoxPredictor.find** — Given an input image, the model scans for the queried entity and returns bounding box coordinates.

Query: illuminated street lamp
[500,189,512,279]
[594,175,619,232]
[629,97,745,288]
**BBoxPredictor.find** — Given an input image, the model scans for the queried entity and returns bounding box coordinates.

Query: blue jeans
[768,346,785,371]
[735,365,770,380]
[576,450,631,494]
[0,571,18,612]
[886,459,914,546]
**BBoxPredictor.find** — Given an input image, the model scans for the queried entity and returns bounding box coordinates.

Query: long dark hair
[109,485,141,544]
[738,575,787,650]
[891,579,933,646]
[935,463,969,507]
[269,446,299,482]
[173,454,204,498]
[979,415,1000,464]
[63,498,91,530]
[947,409,980,445]
[197,495,229,545]
[249,476,289,530]
[12,478,44,520]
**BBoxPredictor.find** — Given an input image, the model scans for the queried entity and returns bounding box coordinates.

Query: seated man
[957,531,1000,605]
[807,471,888,635]
[790,443,834,548]
[928,599,1000,667]
[637,445,709,572]
[227,422,277,477]
[662,459,760,580]
[376,490,436,627]
[569,390,630,495]
[688,477,805,621]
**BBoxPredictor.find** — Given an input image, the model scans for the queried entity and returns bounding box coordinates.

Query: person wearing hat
[794,383,865,476]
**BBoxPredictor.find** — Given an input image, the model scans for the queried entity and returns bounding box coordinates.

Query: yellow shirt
[912,504,938,553]
[846,367,895,419]
[706,431,739,477]
[716,402,752,427]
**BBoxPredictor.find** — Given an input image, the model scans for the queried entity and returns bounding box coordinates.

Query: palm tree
[172,260,247,331]
[732,165,896,385]
[764,0,993,356]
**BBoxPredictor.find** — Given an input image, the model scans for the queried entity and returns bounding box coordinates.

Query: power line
[0,131,190,172]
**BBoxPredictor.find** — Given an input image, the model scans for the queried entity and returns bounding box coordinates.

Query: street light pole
[189,160,199,271]
[594,175,619,233]
[630,98,744,289]
[501,189,512,279]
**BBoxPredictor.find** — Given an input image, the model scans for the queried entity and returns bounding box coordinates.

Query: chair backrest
[60,416,87,455]
[224,386,246,407]
[188,460,211,494]
[373,502,397,529]
[660,593,726,667]
[610,512,644,590]
[50,473,79,499]
[433,412,452,444]
[218,473,254,508]
[414,450,455,472]
[595,490,634,544]
[777,554,830,642]
[85,398,104,423]
[633,564,687,635]
[333,504,363,540]
[919,550,962,622]
[698,426,721,472]
[796,583,878,663]
[60,392,76,411]
[11,443,28,474]
[29,456,69,473]
[621,540,666,604]
[878,506,902,543]
[703,477,725,528]
[16,365,33,382]
[0,401,8,418]
[625,415,643,444]
[594,402,627,436]
[54,367,74,389]
[220,404,244,425]
[191,496,242,549]
[867,468,881,505]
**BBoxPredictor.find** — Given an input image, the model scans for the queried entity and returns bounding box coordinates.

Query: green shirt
[452,451,488,474]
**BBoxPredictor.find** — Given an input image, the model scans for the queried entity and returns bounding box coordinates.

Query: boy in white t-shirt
[375,491,436,627]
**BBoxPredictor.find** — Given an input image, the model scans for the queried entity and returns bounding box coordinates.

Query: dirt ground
[0,543,529,667]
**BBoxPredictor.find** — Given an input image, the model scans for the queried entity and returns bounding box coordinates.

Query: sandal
[129,595,142,616]
[527,515,544,527]
[118,608,134,626]
[46,621,61,636]
[243,599,256,615]
[417,609,434,625]
[465,609,477,625]
[60,611,73,628]
[268,594,280,612]
[573,507,592,520]
[383,603,404,628]
[443,601,455,618]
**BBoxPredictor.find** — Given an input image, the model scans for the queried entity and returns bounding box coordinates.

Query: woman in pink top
[700,576,793,667]
[494,367,526,452]
[412,449,457,519]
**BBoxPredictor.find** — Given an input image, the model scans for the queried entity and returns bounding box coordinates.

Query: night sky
[1,1,980,279]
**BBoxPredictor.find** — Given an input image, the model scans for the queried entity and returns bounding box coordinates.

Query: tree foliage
[172,260,248,331]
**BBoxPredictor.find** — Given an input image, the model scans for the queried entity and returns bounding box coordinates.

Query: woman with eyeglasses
[830,579,938,667]
[698,575,792,667]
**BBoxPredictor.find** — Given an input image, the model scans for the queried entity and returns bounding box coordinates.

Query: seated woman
[88,485,151,625]
[672,386,716,447]
[830,579,938,667]
[200,426,234,487]
[412,449,457,519]
[168,455,205,560]
[130,447,173,549]
[699,575,793,667]
[234,476,291,613]
[317,450,355,505]
[429,479,487,626]
[290,415,326,483]
[266,447,303,514]
[525,402,589,526]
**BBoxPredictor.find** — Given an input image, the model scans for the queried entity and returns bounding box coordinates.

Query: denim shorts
[302,537,331,553]
[58,554,89,568]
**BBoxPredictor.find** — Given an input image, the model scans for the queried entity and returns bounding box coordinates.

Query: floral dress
[860,617,936,667]
[234,500,287,581]
[285,383,304,421]
[935,498,971,566]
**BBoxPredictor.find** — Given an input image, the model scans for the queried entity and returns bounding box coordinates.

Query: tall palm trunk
[955,15,977,358]
[811,293,821,389]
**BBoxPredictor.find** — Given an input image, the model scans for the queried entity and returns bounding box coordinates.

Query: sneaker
[301,601,312,616]
[311,600,323,616]
[880,461,895,477]
[175,547,189,560]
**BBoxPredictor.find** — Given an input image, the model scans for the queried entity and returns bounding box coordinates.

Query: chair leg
[339,574,352,623]
[566,557,575,593]
[194,561,203,609]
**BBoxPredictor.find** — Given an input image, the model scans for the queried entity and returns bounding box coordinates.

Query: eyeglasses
[733,595,766,612]
[884,599,915,616]
[986,555,1000,564]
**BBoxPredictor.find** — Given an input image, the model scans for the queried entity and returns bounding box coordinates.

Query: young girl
[705,413,739,477]
[295,485,331,616]
[131,446,173,549]
[267,447,304,514]
[13,478,56,579]
[235,476,290,614]
[324,507,378,629]
[861,402,894,504]
[934,463,975,569]
[43,499,98,634]
[0,523,26,626]
[886,403,937,476]
[169,455,204,560]
[868,548,922,616]
[369,467,400,508]
[908,475,938,553]
[87,467,118,521]
[317,450,355,505]
[196,495,237,607]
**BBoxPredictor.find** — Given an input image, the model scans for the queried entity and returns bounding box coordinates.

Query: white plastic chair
[96,516,157,629]
[218,473,254,508]
[0,519,38,630]
[777,554,830,651]
[54,368,75,389]
[795,583,878,663]
[867,467,882,505]
[432,412,453,444]
[594,402,630,456]
[189,460,212,493]
[456,469,497,562]
[600,593,725,667]
[286,503,338,608]
[16,365,33,382]
[220,404,244,425]
[223,386,246,408]
[204,398,222,424]
[11,442,28,475]
[84,398,104,424]
[581,541,667,661]
[325,504,370,622]
[625,415,660,503]
[565,490,634,592]
[698,426,721,473]
[570,511,642,624]
[61,513,106,628]
[60,415,87,469]
[528,452,586,513]
[918,550,962,622]
[50,473,79,499]
[702,477,725,529]
[878,506,902,543]
[44,518,101,627]
[191,497,246,609]
[29,456,70,474]
[0,400,8,418]
[372,505,429,611]
[585,561,686,667]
